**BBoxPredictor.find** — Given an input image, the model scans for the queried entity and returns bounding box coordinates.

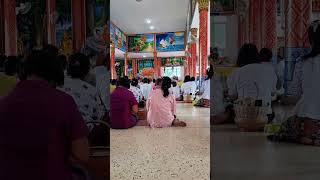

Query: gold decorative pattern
[198,0,209,11]
[191,28,198,37]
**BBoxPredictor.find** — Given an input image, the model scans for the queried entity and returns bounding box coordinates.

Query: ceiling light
[149,26,154,30]
[143,55,146,58]
[146,19,152,24]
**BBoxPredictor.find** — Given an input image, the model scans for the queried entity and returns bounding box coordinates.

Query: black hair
[42,44,59,58]
[205,64,214,80]
[172,81,177,87]
[156,78,162,86]
[111,79,117,85]
[57,54,67,71]
[190,77,195,81]
[259,48,273,62]
[161,76,172,97]
[24,50,64,86]
[303,20,320,59]
[124,76,129,80]
[117,77,130,89]
[131,78,139,87]
[153,79,156,83]
[184,75,191,83]
[4,56,19,76]
[143,78,149,84]
[67,53,90,79]
[237,43,260,67]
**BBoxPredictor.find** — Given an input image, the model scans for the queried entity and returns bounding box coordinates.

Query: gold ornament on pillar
[198,0,209,11]
[59,32,73,57]
[191,28,198,38]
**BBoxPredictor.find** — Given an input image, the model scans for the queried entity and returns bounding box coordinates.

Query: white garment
[181,82,195,95]
[192,81,197,94]
[140,83,152,100]
[292,56,320,120]
[201,79,210,100]
[170,86,181,99]
[93,66,110,110]
[212,73,224,115]
[227,63,277,114]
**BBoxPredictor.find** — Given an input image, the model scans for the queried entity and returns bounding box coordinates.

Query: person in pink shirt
[147,77,186,128]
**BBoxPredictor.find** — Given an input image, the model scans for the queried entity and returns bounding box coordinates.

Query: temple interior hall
[110,0,210,179]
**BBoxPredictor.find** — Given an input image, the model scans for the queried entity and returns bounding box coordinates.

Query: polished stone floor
[111,103,210,180]
[212,124,320,180]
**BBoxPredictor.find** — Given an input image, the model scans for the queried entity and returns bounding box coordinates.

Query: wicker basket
[234,105,268,132]
[183,94,193,103]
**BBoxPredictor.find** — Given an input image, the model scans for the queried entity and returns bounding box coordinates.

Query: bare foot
[172,119,187,127]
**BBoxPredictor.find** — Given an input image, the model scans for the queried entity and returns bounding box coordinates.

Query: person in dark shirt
[0,49,89,180]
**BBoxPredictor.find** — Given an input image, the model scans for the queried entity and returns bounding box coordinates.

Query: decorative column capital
[191,28,198,38]
[198,0,209,11]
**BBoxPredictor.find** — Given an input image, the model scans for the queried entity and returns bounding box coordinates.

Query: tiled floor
[111,103,210,180]
[212,124,320,180]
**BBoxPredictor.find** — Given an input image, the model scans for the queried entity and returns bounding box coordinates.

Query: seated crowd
[0,45,110,179]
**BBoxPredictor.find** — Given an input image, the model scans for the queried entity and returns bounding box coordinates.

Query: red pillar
[261,0,277,52]
[124,52,128,76]
[153,52,158,78]
[198,0,209,76]
[132,59,137,77]
[110,45,116,79]
[46,0,56,45]
[190,28,198,77]
[284,0,311,94]
[3,0,17,56]
[72,0,86,52]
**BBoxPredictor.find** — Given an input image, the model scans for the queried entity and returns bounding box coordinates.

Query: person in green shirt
[0,56,19,97]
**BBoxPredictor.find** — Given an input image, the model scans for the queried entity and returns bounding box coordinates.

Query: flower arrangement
[141,68,155,76]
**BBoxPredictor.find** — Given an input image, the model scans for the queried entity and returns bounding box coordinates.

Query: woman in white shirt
[272,21,320,146]
[170,81,181,100]
[227,44,277,121]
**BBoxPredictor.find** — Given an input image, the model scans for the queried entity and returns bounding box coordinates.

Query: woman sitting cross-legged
[147,77,186,128]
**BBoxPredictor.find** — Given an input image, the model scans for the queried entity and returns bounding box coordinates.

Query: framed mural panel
[211,0,236,14]
[128,34,155,52]
[156,32,185,52]
[313,0,320,12]
[112,22,126,52]
[16,0,46,55]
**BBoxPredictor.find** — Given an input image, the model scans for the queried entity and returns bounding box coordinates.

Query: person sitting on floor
[0,49,89,180]
[140,77,152,100]
[194,65,213,107]
[110,77,139,129]
[130,78,144,103]
[147,76,186,128]
[269,20,320,146]
[58,53,105,129]
[0,56,19,97]
[170,81,182,101]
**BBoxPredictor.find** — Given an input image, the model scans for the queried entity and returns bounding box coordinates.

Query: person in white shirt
[227,44,277,121]
[190,77,197,96]
[140,78,152,100]
[181,75,195,95]
[259,48,278,122]
[170,81,181,100]
[274,20,320,146]
[130,78,143,103]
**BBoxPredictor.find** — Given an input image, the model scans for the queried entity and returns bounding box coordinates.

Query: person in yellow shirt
[110,79,117,93]
[0,56,19,97]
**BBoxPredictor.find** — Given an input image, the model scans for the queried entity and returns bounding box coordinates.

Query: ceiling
[111,0,190,34]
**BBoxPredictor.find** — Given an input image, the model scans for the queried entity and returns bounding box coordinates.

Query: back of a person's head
[42,44,59,58]
[131,78,139,87]
[111,79,117,85]
[67,53,90,79]
[237,43,260,67]
[259,48,273,62]
[118,77,130,89]
[153,79,156,83]
[184,75,191,83]
[156,78,162,86]
[304,20,320,59]
[57,54,67,70]
[190,77,195,81]
[172,81,177,87]
[161,76,172,97]
[143,78,148,84]
[24,50,63,85]
[4,56,19,76]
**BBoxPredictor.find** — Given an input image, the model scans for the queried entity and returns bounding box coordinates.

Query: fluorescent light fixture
[149,26,154,30]
[143,55,146,58]
[146,19,152,24]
